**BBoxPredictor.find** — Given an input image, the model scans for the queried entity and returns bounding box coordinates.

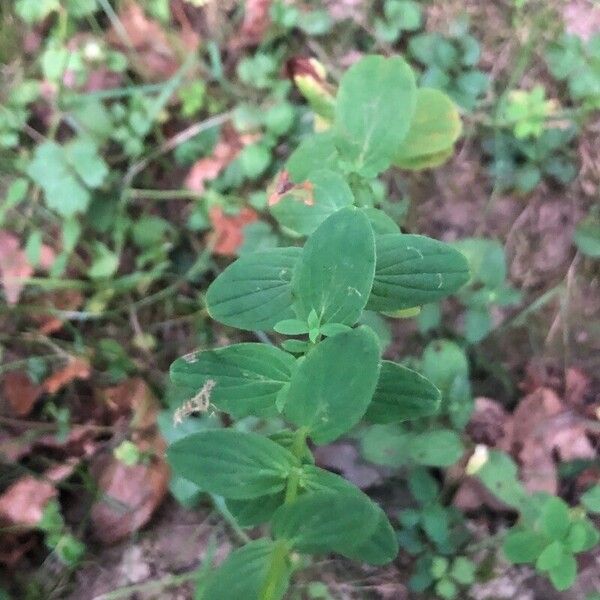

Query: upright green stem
[260,427,308,600]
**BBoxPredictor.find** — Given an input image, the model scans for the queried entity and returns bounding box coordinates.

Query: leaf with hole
[170,343,296,418]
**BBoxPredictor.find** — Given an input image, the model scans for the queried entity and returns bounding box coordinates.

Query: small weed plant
[473,449,600,591]
[166,55,470,599]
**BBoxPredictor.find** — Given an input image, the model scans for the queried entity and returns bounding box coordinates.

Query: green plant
[482,125,578,193]
[397,469,474,598]
[38,500,86,567]
[472,449,600,591]
[166,55,471,599]
[419,239,521,343]
[407,18,489,111]
[500,86,558,139]
[573,207,600,258]
[374,0,423,44]
[360,338,472,475]
[545,33,600,108]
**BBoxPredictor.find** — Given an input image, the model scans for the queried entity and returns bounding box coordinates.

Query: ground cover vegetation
[0,1,599,599]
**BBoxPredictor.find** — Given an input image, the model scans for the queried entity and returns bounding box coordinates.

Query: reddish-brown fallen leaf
[185,130,244,195]
[231,0,272,49]
[1,371,42,417]
[91,380,168,544]
[511,388,567,494]
[90,449,169,544]
[0,230,32,305]
[42,357,91,395]
[0,423,99,466]
[208,206,258,256]
[465,397,512,450]
[0,476,56,527]
[34,289,83,335]
[456,390,597,509]
[565,367,591,407]
[313,441,384,489]
[102,377,159,431]
[171,0,201,51]
[106,3,180,80]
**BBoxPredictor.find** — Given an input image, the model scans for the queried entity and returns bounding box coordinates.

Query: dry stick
[122,111,234,190]
[545,253,579,366]
[92,571,199,600]
[0,414,121,434]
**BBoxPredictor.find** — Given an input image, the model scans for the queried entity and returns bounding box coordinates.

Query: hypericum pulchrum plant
[167,55,470,599]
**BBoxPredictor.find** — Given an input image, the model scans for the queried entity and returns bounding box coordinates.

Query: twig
[211,494,251,544]
[123,111,233,189]
[126,188,204,201]
[0,415,119,434]
[92,571,199,600]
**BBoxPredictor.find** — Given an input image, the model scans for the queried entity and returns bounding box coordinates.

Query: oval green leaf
[170,343,296,418]
[409,430,464,467]
[206,247,301,331]
[167,430,297,499]
[271,490,380,555]
[367,234,470,311]
[270,170,354,236]
[199,539,289,600]
[503,529,548,564]
[286,131,340,182]
[284,327,381,444]
[366,361,441,423]
[361,424,412,467]
[300,465,398,564]
[394,88,462,169]
[226,493,284,528]
[334,55,417,177]
[292,208,375,326]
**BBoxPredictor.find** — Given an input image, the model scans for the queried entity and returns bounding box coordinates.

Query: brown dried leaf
[465,397,512,449]
[34,289,83,335]
[185,130,243,194]
[42,357,91,395]
[102,377,159,431]
[91,380,168,544]
[0,476,56,527]
[0,230,33,305]
[453,477,512,512]
[208,206,258,256]
[2,371,42,417]
[90,450,169,544]
[565,367,591,407]
[314,442,385,489]
[511,388,596,494]
[107,3,180,80]
[231,0,271,49]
